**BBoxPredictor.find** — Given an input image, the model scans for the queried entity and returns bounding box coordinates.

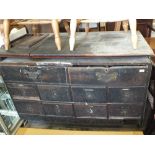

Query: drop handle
[89,106,94,114]
[51,91,57,97]
[55,105,60,114]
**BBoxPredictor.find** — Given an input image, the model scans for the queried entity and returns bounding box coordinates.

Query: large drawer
[68,66,149,86]
[108,104,143,119]
[108,87,147,103]
[43,101,74,117]
[13,100,44,115]
[74,103,107,118]
[37,85,71,102]
[1,66,67,83]
[6,83,40,101]
[71,86,107,103]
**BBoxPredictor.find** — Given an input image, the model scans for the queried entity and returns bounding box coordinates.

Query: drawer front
[1,66,67,83]
[74,103,107,118]
[68,66,148,86]
[71,86,107,103]
[13,100,44,115]
[6,83,40,100]
[38,85,71,102]
[109,87,146,103]
[108,104,143,119]
[43,102,74,117]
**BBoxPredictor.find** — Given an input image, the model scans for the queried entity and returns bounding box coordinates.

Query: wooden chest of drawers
[0,31,153,129]
[0,56,152,129]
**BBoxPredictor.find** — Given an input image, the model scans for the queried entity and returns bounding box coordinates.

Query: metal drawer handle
[55,105,60,113]
[89,108,93,114]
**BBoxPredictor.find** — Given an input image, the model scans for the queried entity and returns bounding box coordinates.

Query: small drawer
[108,104,143,119]
[74,103,107,118]
[109,87,146,103]
[109,66,149,87]
[13,100,44,115]
[1,66,67,83]
[68,67,108,85]
[43,101,74,117]
[6,83,40,100]
[71,86,107,103]
[38,85,71,102]
[68,66,149,86]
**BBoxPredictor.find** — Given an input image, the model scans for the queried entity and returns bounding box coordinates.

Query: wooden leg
[69,19,77,51]
[3,19,10,50]
[51,19,61,51]
[85,23,89,34]
[62,20,70,35]
[100,22,106,31]
[129,19,137,49]
[32,24,40,36]
[0,24,3,34]
[98,22,101,31]
[122,20,129,32]
[114,21,121,31]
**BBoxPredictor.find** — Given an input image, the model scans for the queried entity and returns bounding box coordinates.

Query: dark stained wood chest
[0,31,154,129]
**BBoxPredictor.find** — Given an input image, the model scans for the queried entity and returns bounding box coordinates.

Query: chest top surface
[0,31,154,58]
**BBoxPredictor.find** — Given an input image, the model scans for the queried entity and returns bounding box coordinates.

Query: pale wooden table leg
[114,21,121,31]
[32,24,40,36]
[3,19,10,50]
[129,19,137,49]
[69,19,77,51]
[122,20,129,32]
[62,20,70,35]
[51,19,61,51]
[85,23,89,34]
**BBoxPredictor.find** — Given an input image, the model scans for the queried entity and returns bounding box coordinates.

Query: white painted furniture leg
[69,19,77,51]
[51,19,61,51]
[129,19,137,49]
[3,19,10,50]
